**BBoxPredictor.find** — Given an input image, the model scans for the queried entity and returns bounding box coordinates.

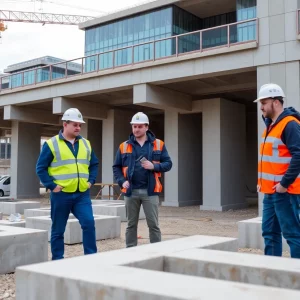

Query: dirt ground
[0,200,290,299]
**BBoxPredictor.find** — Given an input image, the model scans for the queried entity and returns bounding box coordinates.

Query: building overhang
[79,0,236,30]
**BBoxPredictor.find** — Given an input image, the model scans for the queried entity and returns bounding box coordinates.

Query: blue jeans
[50,190,97,260]
[262,192,300,258]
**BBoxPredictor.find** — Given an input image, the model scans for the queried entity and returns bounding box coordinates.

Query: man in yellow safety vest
[36,108,99,260]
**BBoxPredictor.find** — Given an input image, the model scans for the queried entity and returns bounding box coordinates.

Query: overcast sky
[0,0,153,72]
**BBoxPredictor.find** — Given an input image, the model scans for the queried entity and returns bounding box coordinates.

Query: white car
[0,176,10,197]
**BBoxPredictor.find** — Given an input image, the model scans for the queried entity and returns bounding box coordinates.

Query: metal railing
[0,18,258,92]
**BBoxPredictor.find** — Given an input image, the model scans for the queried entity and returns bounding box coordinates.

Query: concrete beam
[53,97,108,120]
[133,84,192,112]
[4,105,60,125]
[194,82,257,96]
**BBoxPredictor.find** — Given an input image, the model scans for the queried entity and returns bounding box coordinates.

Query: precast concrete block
[24,207,50,218]
[26,214,121,244]
[238,217,289,251]
[0,201,40,215]
[16,235,300,300]
[0,225,47,274]
[0,220,26,227]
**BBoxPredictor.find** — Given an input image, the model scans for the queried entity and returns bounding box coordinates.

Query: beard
[264,103,275,119]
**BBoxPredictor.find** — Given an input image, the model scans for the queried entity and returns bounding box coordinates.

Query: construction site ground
[0,197,290,299]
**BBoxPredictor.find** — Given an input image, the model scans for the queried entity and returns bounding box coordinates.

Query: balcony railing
[0,18,258,92]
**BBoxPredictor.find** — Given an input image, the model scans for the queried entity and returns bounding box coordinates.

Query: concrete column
[201,99,247,211]
[11,121,41,199]
[257,62,300,215]
[102,109,132,190]
[163,111,179,206]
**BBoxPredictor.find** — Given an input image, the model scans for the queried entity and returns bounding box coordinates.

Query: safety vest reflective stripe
[52,173,90,180]
[120,142,133,154]
[259,172,300,181]
[153,139,164,151]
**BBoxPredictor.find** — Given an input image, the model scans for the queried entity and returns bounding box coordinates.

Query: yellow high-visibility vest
[46,135,91,193]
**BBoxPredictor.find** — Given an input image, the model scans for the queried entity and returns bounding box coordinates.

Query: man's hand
[141,161,154,170]
[273,183,287,193]
[53,185,63,193]
[122,181,130,189]
[88,182,92,189]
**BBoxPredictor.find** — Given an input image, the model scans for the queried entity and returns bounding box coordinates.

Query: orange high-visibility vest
[258,116,300,194]
[119,139,164,194]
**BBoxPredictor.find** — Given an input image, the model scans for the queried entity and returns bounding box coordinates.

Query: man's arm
[36,143,57,191]
[88,149,99,185]
[153,144,173,173]
[280,121,300,188]
[112,147,126,187]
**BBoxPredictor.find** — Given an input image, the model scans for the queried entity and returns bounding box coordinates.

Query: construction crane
[0,9,95,39]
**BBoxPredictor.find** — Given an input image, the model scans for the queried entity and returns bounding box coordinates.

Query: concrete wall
[113,110,133,154]
[220,100,246,208]
[201,99,247,211]
[246,111,258,199]
[178,113,202,206]
[11,122,41,199]
[164,111,179,206]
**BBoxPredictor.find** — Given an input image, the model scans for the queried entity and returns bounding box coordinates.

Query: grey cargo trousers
[124,189,161,247]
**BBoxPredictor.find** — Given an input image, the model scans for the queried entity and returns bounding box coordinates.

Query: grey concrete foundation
[238,217,289,251]
[24,207,50,218]
[0,225,48,274]
[0,220,26,227]
[26,215,121,244]
[0,201,40,215]
[92,203,145,221]
[15,235,300,299]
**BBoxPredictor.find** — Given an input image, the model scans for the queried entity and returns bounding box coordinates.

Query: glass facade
[84,3,257,70]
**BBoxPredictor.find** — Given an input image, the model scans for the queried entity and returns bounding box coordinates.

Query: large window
[236,0,257,42]
[85,7,173,71]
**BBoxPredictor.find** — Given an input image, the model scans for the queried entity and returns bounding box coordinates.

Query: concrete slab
[164,248,300,290]
[15,235,300,300]
[26,215,121,244]
[238,217,289,251]
[0,225,48,274]
[24,207,50,218]
[92,203,145,221]
[0,220,26,227]
[0,201,40,215]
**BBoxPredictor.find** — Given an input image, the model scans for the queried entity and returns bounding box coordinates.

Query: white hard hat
[254,83,286,102]
[61,108,85,123]
[130,112,149,125]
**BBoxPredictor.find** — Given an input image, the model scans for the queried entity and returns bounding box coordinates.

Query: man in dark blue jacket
[113,112,172,247]
[36,108,99,260]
